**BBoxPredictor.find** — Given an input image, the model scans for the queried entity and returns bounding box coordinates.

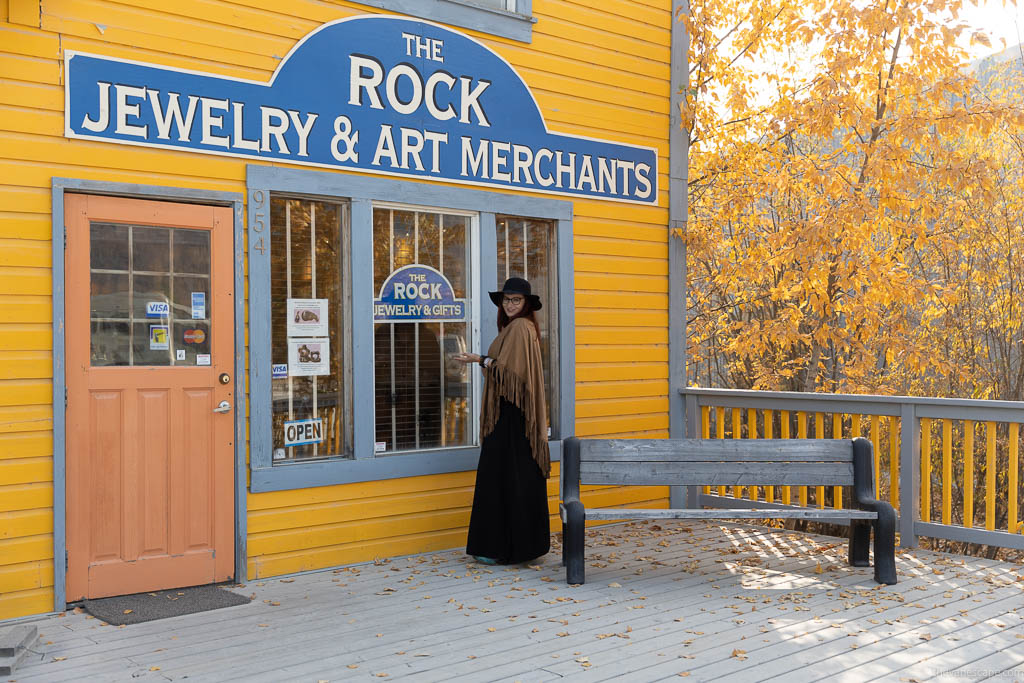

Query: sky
[960,0,1024,58]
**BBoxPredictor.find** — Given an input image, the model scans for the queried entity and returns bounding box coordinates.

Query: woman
[454,277,550,565]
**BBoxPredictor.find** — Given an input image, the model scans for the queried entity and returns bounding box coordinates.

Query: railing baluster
[921,417,932,523]
[700,405,710,498]
[764,409,774,503]
[798,411,808,507]
[899,403,918,548]
[781,410,791,505]
[716,406,726,497]
[942,419,952,526]
[890,415,899,509]
[1010,423,1020,534]
[965,420,975,529]
[748,408,758,501]
[833,412,845,508]
[815,412,825,508]
[986,421,996,531]
[731,407,742,499]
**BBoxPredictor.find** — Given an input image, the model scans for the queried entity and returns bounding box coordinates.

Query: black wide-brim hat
[488,277,542,310]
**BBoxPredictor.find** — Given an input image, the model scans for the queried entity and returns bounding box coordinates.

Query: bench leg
[563,500,585,585]
[848,520,870,567]
[873,506,897,585]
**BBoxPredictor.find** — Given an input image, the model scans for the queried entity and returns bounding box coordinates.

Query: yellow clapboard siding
[249,487,475,534]
[248,470,478,511]
[0,404,51,434]
[0,534,52,566]
[0,432,52,460]
[0,266,50,295]
[0,560,53,592]
[574,273,667,294]
[1,131,247,184]
[577,413,668,435]
[542,109,669,150]
[576,345,667,364]
[576,254,668,277]
[576,327,667,344]
[0,508,52,539]
[0,330,51,352]
[575,218,668,243]
[249,528,468,578]
[526,31,670,83]
[553,0,671,28]
[0,482,52,512]
[576,291,666,310]
[0,456,51,484]
[581,485,669,509]
[577,379,668,400]
[0,380,52,406]
[0,212,51,239]
[0,239,50,267]
[0,25,61,58]
[0,186,51,215]
[574,198,668,224]
[0,77,62,111]
[249,508,471,556]
[0,52,59,85]
[0,296,51,323]
[0,587,52,621]
[575,308,667,327]
[42,0,297,69]
[577,363,667,382]
[537,1,669,49]
[577,396,668,418]
[501,44,667,100]
[575,236,667,259]
[0,105,63,136]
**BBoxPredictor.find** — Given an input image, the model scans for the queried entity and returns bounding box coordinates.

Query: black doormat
[82,585,251,625]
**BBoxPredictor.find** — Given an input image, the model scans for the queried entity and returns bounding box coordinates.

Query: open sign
[283,418,324,447]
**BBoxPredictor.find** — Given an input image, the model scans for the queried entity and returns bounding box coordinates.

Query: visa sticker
[272,364,288,379]
[146,301,170,318]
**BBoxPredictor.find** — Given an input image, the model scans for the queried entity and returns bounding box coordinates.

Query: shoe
[473,556,498,565]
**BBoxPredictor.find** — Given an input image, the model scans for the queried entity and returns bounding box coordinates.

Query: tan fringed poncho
[480,317,549,477]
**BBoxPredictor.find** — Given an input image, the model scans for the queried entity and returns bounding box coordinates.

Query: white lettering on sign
[283,418,324,447]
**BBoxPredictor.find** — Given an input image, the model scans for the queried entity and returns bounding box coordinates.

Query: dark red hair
[498,301,541,339]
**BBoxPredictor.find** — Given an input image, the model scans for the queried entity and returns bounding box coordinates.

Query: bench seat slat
[580,439,853,462]
[581,507,878,521]
[579,461,854,487]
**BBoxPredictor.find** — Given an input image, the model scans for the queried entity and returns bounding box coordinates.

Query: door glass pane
[270,198,350,462]
[89,222,210,367]
[497,216,555,434]
[373,206,474,454]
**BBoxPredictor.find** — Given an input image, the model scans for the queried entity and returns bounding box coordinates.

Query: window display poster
[149,325,169,350]
[287,298,329,336]
[191,292,206,319]
[288,337,330,376]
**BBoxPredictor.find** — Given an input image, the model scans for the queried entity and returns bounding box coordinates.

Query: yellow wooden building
[0,0,687,620]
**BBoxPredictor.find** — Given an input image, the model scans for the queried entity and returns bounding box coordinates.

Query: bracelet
[478,356,489,367]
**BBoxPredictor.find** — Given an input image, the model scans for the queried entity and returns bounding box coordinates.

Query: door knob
[213,400,232,413]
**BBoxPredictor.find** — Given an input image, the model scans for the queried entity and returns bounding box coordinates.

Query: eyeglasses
[502,296,524,305]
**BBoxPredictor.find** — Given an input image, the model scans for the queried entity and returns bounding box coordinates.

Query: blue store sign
[374,265,466,322]
[64,15,658,204]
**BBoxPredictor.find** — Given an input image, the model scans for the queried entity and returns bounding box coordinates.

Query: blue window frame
[247,165,572,492]
[356,0,535,43]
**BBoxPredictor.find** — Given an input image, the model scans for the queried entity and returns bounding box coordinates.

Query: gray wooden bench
[560,437,897,585]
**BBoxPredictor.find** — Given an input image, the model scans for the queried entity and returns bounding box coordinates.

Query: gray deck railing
[681,387,1024,550]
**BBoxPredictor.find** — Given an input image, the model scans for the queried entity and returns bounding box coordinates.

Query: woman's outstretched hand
[453,352,482,365]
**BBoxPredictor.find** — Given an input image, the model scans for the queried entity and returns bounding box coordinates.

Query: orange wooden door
[65,194,235,601]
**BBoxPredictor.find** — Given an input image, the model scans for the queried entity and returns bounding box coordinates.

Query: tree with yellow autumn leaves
[683,0,1024,400]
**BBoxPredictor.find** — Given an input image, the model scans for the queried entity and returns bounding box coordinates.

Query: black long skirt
[466,399,550,564]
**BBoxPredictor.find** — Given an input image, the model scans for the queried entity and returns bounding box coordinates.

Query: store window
[496,216,556,433]
[372,205,475,454]
[90,223,212,366]
[357,0,535,43]
[270,197,351,462]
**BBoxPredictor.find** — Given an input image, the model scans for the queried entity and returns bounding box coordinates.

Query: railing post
[899,402,919,548]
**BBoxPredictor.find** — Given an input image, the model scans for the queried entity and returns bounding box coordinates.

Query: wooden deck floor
[11,520,1024,682]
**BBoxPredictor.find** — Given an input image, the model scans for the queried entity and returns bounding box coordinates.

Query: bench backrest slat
[574,438,856,487]
[579,461,854,487]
